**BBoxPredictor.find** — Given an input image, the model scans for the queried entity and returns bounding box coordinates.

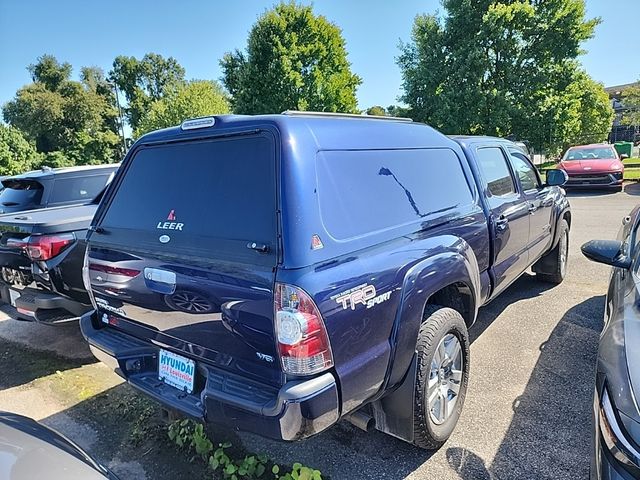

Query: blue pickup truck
[79,113,570,449]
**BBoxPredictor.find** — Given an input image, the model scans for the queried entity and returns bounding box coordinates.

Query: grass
[537,160,558,170]
[623,157,640,168]
[624,168,640,180]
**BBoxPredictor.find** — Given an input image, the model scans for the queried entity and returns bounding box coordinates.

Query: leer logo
[157,209,184,231]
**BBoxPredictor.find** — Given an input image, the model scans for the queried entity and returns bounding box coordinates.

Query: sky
[0,0,638,112]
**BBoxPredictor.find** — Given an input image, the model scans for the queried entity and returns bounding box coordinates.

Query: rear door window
[100,135,277,264]
[0,179,44,208]
[316,148,474,239]
[476,148,516,197]
[50,174,113,203]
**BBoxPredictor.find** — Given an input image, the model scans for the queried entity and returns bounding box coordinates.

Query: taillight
[274,283,333,375]
[89,263,140,278]
[24,234,75,261]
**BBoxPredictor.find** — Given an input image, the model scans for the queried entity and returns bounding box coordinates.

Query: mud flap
[370,353,417,443]
[532,246,557,275]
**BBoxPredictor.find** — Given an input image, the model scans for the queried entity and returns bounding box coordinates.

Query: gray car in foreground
[0,411,116,479]
[582,205,640,480]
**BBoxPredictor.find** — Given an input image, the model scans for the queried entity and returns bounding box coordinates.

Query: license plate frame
[8,289,20,307]
[158,349,195,394]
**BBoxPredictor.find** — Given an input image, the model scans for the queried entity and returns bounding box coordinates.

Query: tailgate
[0,215,33,271]
[87,133,282,386]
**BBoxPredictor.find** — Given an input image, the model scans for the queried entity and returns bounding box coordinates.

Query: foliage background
[0,1,634,176]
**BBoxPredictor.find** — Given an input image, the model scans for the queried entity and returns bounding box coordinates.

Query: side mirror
[546,169,568,187]
[581,240,631,269]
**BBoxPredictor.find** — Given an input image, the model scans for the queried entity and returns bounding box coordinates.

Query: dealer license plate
[8,289,20,307]
[158,349,195,394]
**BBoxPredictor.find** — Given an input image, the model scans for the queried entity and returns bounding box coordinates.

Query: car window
[316,148,474,239]
[0,179,44,207]
[100,135,277,262]
[509,153,540,191]
[563,146,617,161]
[476,147,516,197]
[50,174,112,203]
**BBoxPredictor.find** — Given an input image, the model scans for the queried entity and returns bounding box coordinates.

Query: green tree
[0,125,41,175]
[135,81,231,136]
[387,104,410,118]
[36,151,75,170]
[220,2,361,114]
[3,56,121,164]
[110,53,186,131]
[567,72,614,147]
[622,81,640,126]
[397,0,610,152]
[366,105,386,116]
[28,54,72,91]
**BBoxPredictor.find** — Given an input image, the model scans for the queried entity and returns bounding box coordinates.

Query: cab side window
[509,152,540,191]
[476,147,516,197]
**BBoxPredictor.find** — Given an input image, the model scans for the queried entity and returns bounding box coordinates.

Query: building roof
[605,82,639,97]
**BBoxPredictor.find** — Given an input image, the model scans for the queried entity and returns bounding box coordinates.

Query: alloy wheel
[427,333,464,425]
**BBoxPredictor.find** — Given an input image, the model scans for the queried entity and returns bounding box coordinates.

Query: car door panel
[508,151,554,262]
[474,146,530,297]
[491,199,531,291]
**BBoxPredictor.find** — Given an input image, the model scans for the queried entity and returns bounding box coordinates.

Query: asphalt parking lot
[0,185,638,479]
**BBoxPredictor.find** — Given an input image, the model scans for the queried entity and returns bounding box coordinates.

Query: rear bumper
[79,311,340,441]
[0,283,90,323]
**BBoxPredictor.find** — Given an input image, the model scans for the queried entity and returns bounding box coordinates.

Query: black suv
[0,164,118,215]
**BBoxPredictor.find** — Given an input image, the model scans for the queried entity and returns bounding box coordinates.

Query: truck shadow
[624,182,640,196]
[445,294,604,479]
[0,316,95,390]
[0,305,93,360]
[469,273,554,344]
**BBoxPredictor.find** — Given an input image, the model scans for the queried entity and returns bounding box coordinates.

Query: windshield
[563,146,617,161]
[0,179,44,207]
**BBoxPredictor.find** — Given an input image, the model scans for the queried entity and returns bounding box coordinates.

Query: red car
[558,144,625,190]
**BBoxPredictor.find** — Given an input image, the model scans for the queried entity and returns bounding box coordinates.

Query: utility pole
[108,82,127,156]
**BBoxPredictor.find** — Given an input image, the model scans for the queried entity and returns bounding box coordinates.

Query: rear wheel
[536,219,569,284]
[413,305,469,450]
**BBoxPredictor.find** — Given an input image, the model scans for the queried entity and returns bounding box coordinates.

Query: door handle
[496,215,509,231]
[528,203,537,214]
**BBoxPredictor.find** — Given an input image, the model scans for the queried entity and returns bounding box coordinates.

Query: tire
[536,219,569,284]
[413,305,470,450]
